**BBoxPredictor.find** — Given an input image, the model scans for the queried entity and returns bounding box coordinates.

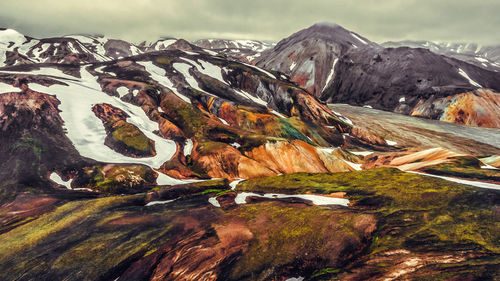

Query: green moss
[237,168,500,256]
[110,120,155,155]
[162,100,207,139]
[229,202,366,280]
[156,57,172,64]
[311,267,340,278]
[0,194,190,281]
[280,118,312,144]
[12,135,44,162]
[420,157,500,182]
[196,141,230,156]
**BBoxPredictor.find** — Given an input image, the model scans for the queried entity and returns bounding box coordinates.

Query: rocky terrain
[0,24,499,280]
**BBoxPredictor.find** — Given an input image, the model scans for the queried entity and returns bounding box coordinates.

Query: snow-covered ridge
[1,65,192,185]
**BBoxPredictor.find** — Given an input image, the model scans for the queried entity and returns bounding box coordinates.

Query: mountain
[382,40,500,72]
[257,23,500,128]
[1,27,500,281]
[193,38,274,63]
[256,22,377,96]
[0,28,140,65]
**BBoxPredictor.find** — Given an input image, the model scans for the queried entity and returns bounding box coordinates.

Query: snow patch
[173,62,211,95]
[241,62,275,79]
[475,57,489,63]
[138,61,191,104]
[343,160,363,171]
[286,278,305,281]
[25,67,177,170]
[234,192,350,206]
[271,110,287,119]
[145,199,176,206]
[386,140,398,146]
[407,171,500,190]
[183,139,193,156]
[50,172,73,189]
[234,88,268,106]
[0,82,21,93]
[458,68,482,87]
[322,58,339,92]
[317,147,339,154]
[116,86,129,98]
[230,179,246,190]
[208,197,221,207]
[218,117,229,125]
[183,50,198,56]
[399,97,406,103]
[350,151,374,156]
[481,164,499,170]
[351,33,368,45]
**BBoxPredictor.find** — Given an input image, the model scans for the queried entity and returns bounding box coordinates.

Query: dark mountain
[256,22,377,96]
[383,40,500,72]
[257,23,500,128]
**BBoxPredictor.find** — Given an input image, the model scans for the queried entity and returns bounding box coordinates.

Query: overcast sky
[1,0,499,45]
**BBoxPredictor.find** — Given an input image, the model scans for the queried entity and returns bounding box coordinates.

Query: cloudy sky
[1,0,499,45]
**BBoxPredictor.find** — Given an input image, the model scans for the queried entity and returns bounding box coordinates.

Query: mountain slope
[383,40,500,72]
[2,37,386,200]
[257,23,500,128]
[256,22,378,96]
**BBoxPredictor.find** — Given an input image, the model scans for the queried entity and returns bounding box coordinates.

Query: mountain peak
[0,28,26,46]
[311,22,342,29]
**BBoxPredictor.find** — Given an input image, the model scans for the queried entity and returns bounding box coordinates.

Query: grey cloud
[0,0,499,45]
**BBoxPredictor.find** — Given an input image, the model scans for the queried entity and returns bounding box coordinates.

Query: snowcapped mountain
[1,31,373,193]
[193,38,275,63]
[256,23,377,97]
[0,29,146,65]
[382,40,500,72]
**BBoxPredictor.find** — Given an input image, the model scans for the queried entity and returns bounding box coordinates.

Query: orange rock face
[245,140,354,175]
[441,89,500,128]
[191,142,275,180]
[412,89,500,128]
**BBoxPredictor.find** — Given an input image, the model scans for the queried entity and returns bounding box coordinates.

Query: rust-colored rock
[191,142,275,180]
[350,126,387,146]
[245,140,355,175]
[411,89,500,128]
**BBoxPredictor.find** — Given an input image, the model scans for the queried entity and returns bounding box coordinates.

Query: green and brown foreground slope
[0,168,499,280]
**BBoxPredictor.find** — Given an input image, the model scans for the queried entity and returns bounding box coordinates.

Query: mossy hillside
[159,95,208,139]
[74,164,157,194]
[420,156,500,183]
[235,108,314,145]
[148,178,229,201]
[108,120,156,157]
[237,168,500,256]
[0,195,214,281]
[224,202,374,281]
[156,57,172,65]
